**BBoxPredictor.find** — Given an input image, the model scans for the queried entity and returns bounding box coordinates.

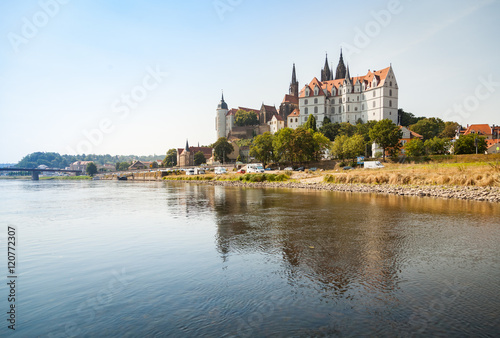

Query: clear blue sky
[1,0,499,163]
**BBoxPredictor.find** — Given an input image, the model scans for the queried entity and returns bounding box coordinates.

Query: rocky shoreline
[175,180,500,203]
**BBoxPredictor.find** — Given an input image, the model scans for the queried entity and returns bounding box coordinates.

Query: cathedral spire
[217,91,228,110]
[185,139,190,151]
[289,63,299,97]
[335,49,347,80]
[321,53,331,82]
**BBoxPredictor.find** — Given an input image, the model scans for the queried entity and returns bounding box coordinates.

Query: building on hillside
[287,109,301,129]
[399,126,424,154]
[269,114,285,134]
[299,50,398,128]
[486,140,500,154]
[463,124,496,139]
[259,104,279,125]
[177,140,213,167]
[129,161,148,170]
[70,161,94,173]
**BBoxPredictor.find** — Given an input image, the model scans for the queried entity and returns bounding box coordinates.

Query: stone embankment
[194,180,500,203]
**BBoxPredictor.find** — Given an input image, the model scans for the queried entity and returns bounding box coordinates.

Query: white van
[364,161,384,169]
[194,168,205,175]
[247,163,265,173]
[214,167,227,175]
[185,168,195,175]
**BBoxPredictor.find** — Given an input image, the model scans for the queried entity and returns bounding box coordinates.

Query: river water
[0,179,499,337]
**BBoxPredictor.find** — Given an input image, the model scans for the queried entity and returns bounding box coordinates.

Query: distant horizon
[1,0,499,163]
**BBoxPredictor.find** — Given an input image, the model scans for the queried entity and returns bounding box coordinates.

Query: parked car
[364,161,384,169]
[309,167,317,172]
[247,164,265,173]
[264,168,273,171]
[185,168,195,175]
[237,169,246,174]
[214,167,227,175]
[284,167,293,171]
[343,166,354,170]
[294,167,305,171]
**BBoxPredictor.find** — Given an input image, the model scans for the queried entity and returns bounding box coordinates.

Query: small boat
[117,175,127,181]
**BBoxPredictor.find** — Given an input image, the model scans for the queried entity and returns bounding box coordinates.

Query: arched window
[314,106,318,114]
[373,91,376,97]
[357,96,359,101]
[390,81,392,86]
[314,98,318,104]
[348,105,350,112]
[355,107,358,111]
[389,89,392,96]
[305,99,308,105]
[373,101,376,108]
[338,107,341,113]
[305,108,308,114]
[389,100,392,107]
[295,118,298,122]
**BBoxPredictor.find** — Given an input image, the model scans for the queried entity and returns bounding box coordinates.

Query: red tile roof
[486,139,500,148]
[464,124,492,136]
[288,108,300,117]
[282,94,299,104]
[226,108,238,116]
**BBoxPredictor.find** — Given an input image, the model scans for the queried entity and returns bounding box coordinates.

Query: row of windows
[303,89,394,104]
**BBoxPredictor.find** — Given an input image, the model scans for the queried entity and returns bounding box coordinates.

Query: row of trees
[250,126,330,166]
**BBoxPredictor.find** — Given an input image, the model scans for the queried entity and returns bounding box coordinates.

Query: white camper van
[364,161,384,169]
[246,163,265,173]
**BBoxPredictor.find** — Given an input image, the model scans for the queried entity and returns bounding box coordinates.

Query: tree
[304,114,317,132]
[323,116,331,124]
[312,132,331,161]
[118,162,130,171]
[319,122,341,141]
[250,132,274,166]
[194,151,206,166]
[369,119,402,161]
[440,121,460,138]
[343,135,365,162]
[409,118,445,140]
[331,134,349,160]
[424,137,450,155]
[338,122,356,137]
[234,109,259,126]
[404,139,425,157]
[290,127,316,163]
[212,137,234,163]
[150,161,159,168]
[273,128,294,163]
[86,162,97,176]
[163,148,177,167]
[454,134,487,154]
[398,108,424,127]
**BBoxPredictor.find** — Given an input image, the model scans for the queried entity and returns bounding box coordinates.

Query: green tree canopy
[338,122,356,137]
[194,151,206,166]
[290,127,316,163]
[454,134,487,154]
[312,132,331,161]
[398,109,424,127]
[250,132,274,166]
[117,162,130,171]
[440,121,460,138]
[424,137,450,155]
[319,122,341,141]
[304,114,317,132]
[273,128,294,164]
[323,116,331,124]
[330,134,349,160]
[212,137,234,163]
[234,109,259,126]
[162,148,177,167]
[343,134,365,162]
[404,139,425,157]
[409,118,445,140]
[369,119,402,161]
[86,162,97,176]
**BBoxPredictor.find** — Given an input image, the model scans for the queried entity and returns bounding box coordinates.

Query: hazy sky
[1,0,499,163]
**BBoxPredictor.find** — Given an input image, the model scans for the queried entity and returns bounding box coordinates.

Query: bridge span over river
[0,168,83,180]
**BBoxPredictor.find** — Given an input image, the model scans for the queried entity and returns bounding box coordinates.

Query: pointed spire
[321,53,331,82]
[217,90,228,110]
[345,64,351,80]
[291,63,296,83]
[185,139,190,151]
[289,64,299,97]
[335,48,347,80]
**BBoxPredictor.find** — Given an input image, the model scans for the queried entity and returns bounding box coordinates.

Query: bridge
[0,168,84,180]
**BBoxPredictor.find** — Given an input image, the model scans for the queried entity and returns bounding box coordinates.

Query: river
[0,179,499,336]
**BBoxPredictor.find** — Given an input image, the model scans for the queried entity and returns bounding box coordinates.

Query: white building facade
[215,94,229,139]
[299,64,398,128]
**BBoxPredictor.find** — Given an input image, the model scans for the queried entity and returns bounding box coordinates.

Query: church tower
[321,54,331,82]
[216,93,228,139]
[335,49,347,80]
[289,63,299,97]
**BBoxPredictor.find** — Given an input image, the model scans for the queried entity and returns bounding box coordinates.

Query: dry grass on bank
[323,161,500,187]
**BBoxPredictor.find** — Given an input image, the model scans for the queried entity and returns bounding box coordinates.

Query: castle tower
[289,63,299,97]
[335,49,347,80]
[216,92,228,139]
[321,54,331,82]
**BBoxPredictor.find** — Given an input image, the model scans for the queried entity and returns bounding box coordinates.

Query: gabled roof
[238,106,260,115]
[271,114,284,121]
[486,139,500,148]
[464,124,492,136]
[226,108,238,116]
[282,94,299,105]
[261,104,278,114]
[288,108,300,117]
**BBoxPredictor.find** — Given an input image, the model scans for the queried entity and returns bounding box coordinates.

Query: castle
[216,50,398,140]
